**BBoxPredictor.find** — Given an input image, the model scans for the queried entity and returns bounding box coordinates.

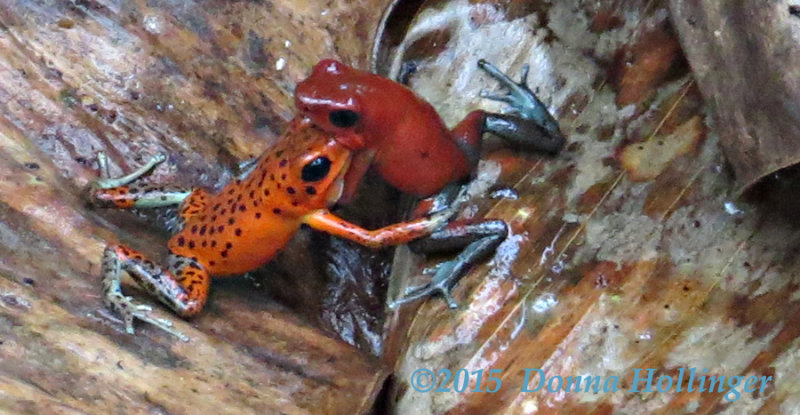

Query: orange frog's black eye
[302,156,331,182]
[329,110,359,128]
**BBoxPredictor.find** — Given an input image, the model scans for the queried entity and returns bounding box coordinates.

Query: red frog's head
[295,59,439,150]
[294,59,466,199]
[294,59,370,149]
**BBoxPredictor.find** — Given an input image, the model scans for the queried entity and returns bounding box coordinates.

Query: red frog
[294,59,565,200]
[88,118,454,340]
[294,59,565,309]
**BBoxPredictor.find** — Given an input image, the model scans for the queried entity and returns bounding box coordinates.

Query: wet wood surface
[378,0,800,414]
[0,0,392,414]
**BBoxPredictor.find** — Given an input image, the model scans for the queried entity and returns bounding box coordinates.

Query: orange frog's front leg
[88,120,454,340]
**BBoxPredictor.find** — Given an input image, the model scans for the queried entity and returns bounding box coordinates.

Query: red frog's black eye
[302,156,332,182]
[329,110,359,128]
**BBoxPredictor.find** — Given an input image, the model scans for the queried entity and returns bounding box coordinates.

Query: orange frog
[294,59,566,309]
[88,118,454,340]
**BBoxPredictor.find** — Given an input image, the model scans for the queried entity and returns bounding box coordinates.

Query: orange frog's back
[168,119,352,276]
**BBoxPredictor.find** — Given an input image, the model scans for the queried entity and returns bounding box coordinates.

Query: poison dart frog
[294,59,565,200]
[88,118,454,340]
[294,59,566,309]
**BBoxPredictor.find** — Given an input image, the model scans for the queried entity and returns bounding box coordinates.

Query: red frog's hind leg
[478,59,563,143]
[449,60,567,164]
[389,220,508,309]
[101,245,210,341]
[388,184,509,309]
[87,152,192,209]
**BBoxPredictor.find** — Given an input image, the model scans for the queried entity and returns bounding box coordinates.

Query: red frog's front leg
[88,121,455,340]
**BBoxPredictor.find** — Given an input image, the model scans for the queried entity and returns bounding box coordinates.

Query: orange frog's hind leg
[101,244,210,341]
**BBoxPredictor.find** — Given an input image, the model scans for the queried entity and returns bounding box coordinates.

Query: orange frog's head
[255,118,352,213]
